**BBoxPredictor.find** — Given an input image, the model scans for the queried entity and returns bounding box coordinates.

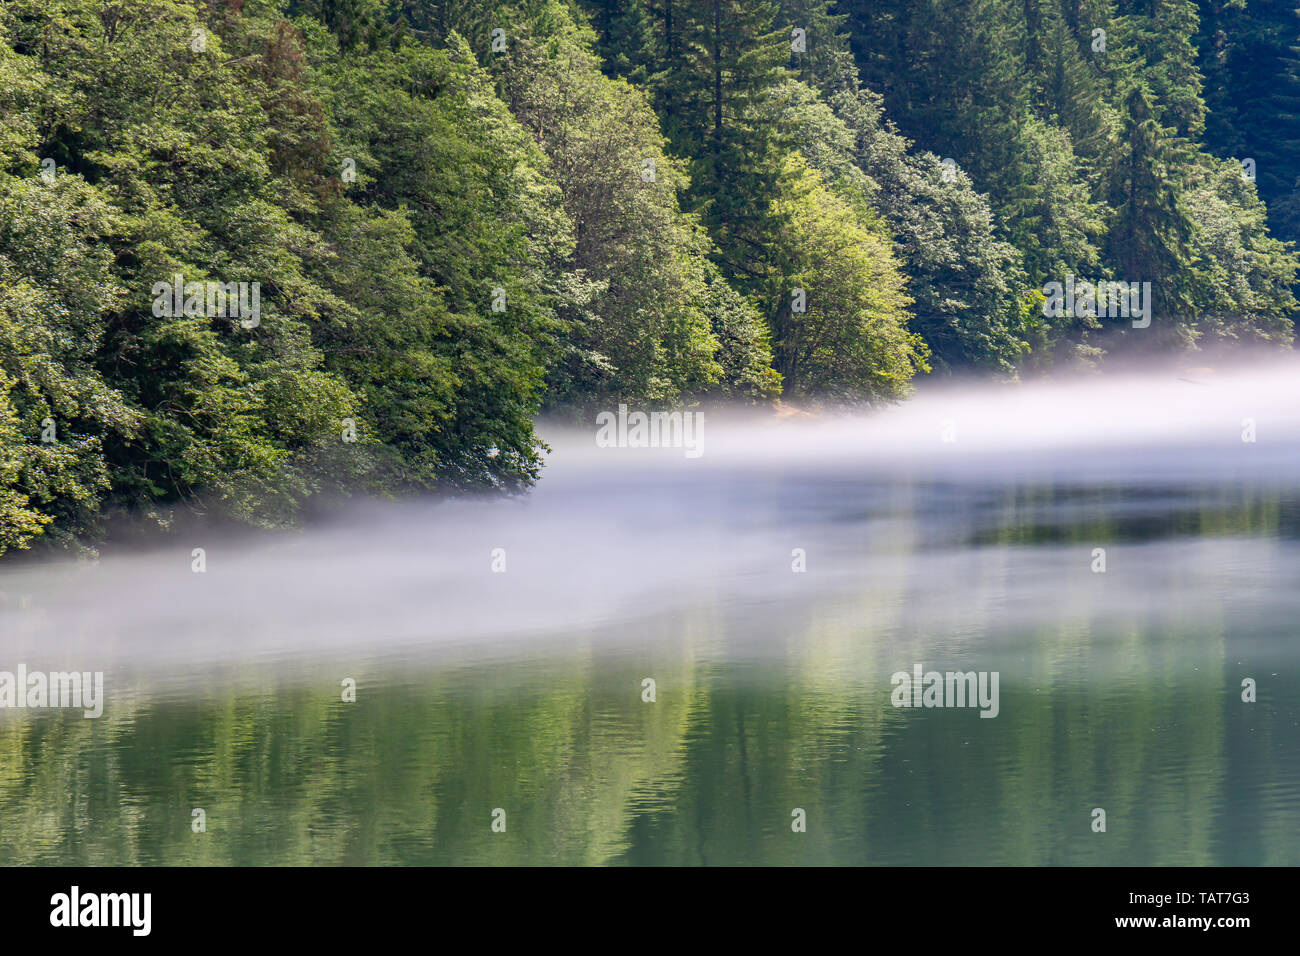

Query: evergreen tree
[1196,0,1300,240]
[1104,83,1197,341]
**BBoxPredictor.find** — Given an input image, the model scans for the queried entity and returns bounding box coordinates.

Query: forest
[1,0,1297,553]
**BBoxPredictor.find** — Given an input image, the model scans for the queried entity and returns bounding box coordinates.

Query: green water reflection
[1,481,1297,865]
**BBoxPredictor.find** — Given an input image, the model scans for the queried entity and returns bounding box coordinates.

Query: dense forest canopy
[1,0,1296,552]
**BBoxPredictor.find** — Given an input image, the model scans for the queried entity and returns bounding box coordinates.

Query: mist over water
[4,359,1297,675]
[1,359,1298,864]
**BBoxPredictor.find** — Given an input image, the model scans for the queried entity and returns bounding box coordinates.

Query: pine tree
[777,0,857,94]
[1196,0,1300,240]
[668,0,792,284]
[1105,84,1197,338]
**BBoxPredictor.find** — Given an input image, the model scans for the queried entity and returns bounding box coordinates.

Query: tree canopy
[1,0,1296,552]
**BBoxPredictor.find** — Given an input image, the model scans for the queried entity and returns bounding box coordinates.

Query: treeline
[0,0,1296,552]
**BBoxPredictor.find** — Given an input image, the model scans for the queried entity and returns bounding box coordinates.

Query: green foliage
[804,84,1033,373]
[1195,0,1300,242]
[0,368,49,550]
[305,28,571,488]
[2,0,1298,551]
[0,174,138,545]
[764,155,928,399]
[480,17,725,404]
[840,0,1297,359]
[0,0,571,551]
[1183,155,1298,345]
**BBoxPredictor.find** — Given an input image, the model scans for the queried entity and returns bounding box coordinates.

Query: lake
[1,364,1298,865]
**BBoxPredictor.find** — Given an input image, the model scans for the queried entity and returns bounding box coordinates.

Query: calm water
[1,368,1298,865]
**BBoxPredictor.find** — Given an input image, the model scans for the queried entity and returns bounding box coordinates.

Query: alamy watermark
[0,665,104,718]
[50,887,150,936]
[151,273,260,328]
[890,664,1000,718]
[1043,274,1151,329]
[595,404,704,458]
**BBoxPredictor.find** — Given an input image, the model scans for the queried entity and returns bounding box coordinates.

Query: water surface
[2,365,1298,865]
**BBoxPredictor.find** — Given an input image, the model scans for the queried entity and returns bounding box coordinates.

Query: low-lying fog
[2,358,1297,690]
